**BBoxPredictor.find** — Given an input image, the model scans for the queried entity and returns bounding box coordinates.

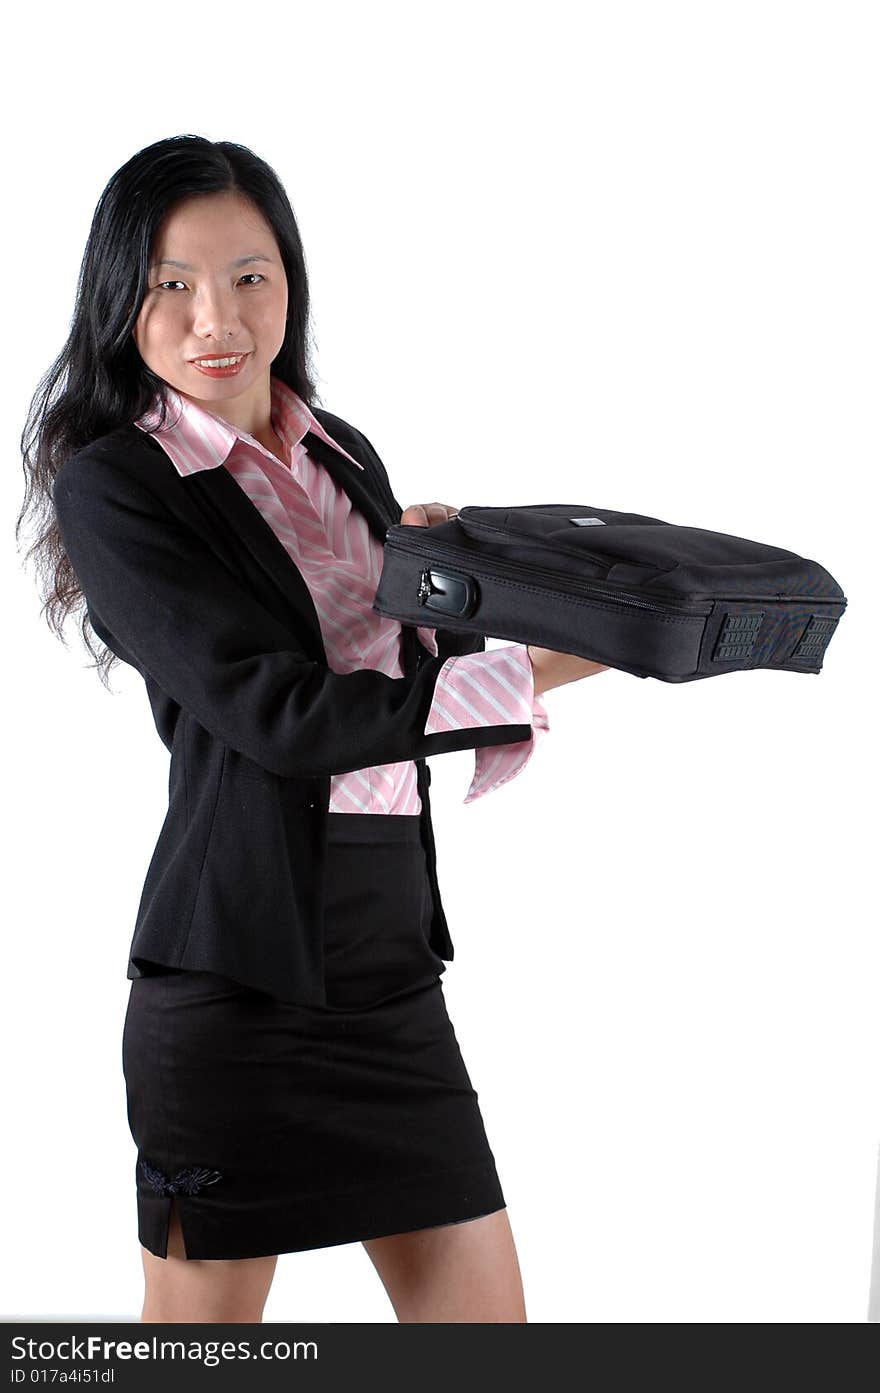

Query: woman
[18,135,608,1323]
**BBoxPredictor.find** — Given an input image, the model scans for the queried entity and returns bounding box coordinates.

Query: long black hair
[16,134,320,686]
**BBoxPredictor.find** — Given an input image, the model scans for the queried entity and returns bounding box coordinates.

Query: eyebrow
[149,254,274,271]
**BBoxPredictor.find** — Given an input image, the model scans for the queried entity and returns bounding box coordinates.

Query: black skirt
[122,812,505,1261]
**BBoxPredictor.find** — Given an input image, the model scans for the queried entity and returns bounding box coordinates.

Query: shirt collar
[133,374,364,477]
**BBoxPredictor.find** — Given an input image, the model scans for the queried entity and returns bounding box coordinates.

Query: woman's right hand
[527,644,611,697]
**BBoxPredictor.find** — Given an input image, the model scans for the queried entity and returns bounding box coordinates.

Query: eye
[153,274,266,291]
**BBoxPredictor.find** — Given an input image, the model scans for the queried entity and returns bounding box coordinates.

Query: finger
[421,503,459,523]
[400,504,459,527]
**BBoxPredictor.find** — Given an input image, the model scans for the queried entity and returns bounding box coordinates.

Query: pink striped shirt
[134,376,549,812]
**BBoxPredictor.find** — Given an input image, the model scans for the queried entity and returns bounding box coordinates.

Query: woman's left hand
[400,503,459,527]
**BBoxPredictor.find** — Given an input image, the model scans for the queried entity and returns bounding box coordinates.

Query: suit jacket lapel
[301,430,397,542]
[171,428,399,664]
[299,431,421,677]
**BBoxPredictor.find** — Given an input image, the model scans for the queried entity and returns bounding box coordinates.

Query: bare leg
[362,1208,527,1322]
[140,1197,278,1323]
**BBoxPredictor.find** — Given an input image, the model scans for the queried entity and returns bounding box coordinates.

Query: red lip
[189,352,252,380]
[188,351,251,363]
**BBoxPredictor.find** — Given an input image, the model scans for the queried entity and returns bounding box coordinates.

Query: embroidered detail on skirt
[138,1158,223,1197]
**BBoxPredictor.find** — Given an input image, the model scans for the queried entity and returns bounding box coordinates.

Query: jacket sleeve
[417,622,485,663]
[52,449,532,781]
[434,627,486,660]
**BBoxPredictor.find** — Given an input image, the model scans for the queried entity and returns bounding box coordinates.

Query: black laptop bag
[373,503,847,682]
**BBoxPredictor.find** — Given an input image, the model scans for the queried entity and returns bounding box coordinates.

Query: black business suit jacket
[52,409,533,1004]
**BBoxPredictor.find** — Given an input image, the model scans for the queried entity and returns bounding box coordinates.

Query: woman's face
[133,190,289,413]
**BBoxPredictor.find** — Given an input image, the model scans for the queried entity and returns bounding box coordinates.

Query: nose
[190,285,242,341]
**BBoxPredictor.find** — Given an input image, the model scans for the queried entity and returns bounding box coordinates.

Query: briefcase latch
[417,567,478,619]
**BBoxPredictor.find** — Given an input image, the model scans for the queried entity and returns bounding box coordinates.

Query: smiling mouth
[190,352,251,367]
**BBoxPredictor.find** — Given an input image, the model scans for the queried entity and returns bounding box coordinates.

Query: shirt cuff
[421,642,550,803]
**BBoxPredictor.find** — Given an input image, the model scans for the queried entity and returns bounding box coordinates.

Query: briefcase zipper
[455,507,613,568]
[386,532,713,617]
[450,510,839,608]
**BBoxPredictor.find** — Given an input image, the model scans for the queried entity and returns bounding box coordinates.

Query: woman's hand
[400,503,459,526]
[527,645,611,696]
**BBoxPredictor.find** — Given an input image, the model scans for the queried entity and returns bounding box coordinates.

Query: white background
[3,0,877,1323]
